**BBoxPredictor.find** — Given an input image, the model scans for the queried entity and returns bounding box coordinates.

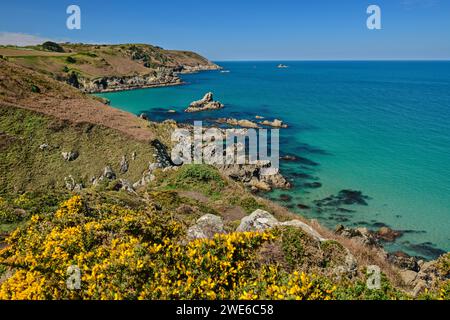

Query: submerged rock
[279,194,292,202]
[375,227,403,242]
[314,189,370,207]
[303,182,322,189]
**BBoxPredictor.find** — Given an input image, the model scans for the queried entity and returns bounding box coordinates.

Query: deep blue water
[98,61,450,259]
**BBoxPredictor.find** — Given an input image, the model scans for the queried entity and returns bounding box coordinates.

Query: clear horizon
[1,0,450,60]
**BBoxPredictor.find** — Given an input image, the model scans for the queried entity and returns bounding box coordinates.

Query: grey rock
[260,119,288,128]
[185,92,224,113]
[64,175,83,191]
[119,155,129,173]
[280,220,326,241]
[119,179,135,193]
[236,209,279,232]
[187,214,225,240]
[39,143,50,150]
[62,151,79,161]
[103,166,116,180]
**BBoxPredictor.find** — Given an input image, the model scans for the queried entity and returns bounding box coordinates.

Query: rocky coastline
[77,65,221,94]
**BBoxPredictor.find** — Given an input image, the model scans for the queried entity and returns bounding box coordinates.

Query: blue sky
[0,0,449,60]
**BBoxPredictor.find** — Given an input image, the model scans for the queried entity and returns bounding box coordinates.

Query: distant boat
[277,64,289,68]
[220,70,230,73]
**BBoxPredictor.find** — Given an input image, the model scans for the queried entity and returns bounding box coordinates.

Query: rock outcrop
[335,224,380,247]
[237,209,326,242]
[64,175,83,191]
[217,163,291,191]
[79,69,182,93]
[61,151,79,162]
[185,92,224,113]
[187,214,225,240]
[236,209,279,232]
[119,155,129,173]
[260,119,288,128]
[215,118,260,128]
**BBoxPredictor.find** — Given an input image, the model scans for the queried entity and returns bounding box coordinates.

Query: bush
[168,165,225,196]
[31,85,40,93]
[0,198,22,224]
[42,41,64,53]
[66,56,76,64]
[280,227,305,268]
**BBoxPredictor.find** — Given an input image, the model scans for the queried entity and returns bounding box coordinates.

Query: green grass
[0,106,155,194]
[164,164,226,197]
[230,196,267,213]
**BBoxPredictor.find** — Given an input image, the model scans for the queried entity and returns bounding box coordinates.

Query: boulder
[280,220,326,241]
[236,209,326,241]
[103,166,116,180]
[236,209,279,232]
[187,214,225,240]
[400,270,418,286]
[119,155,129,173]
[39,143,50,150]
[62,151,79,161]
[64,175,83,191]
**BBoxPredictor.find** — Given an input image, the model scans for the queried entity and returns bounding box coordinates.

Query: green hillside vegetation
[0,43,218,91]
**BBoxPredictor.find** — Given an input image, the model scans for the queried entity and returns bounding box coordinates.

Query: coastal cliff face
[77,68,182,93]
[0,43,221,93]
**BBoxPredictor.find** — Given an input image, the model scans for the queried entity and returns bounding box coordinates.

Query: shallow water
[98,61,450,259]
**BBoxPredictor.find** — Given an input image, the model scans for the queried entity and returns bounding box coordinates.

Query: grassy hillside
[0,43,220,93]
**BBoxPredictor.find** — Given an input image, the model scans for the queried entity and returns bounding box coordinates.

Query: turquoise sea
[98,61,450,259]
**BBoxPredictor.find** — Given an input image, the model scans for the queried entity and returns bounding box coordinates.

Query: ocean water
[98,61,450,259]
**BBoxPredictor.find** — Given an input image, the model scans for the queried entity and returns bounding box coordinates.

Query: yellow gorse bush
[0,196,335,300]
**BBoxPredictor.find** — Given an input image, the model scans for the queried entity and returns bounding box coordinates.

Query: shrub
[42,41,64,53]
[168,165,225,196]
[0,197,22,224]
[280,227,305,268]
[31,85,40,93]
[66,56,76,64]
